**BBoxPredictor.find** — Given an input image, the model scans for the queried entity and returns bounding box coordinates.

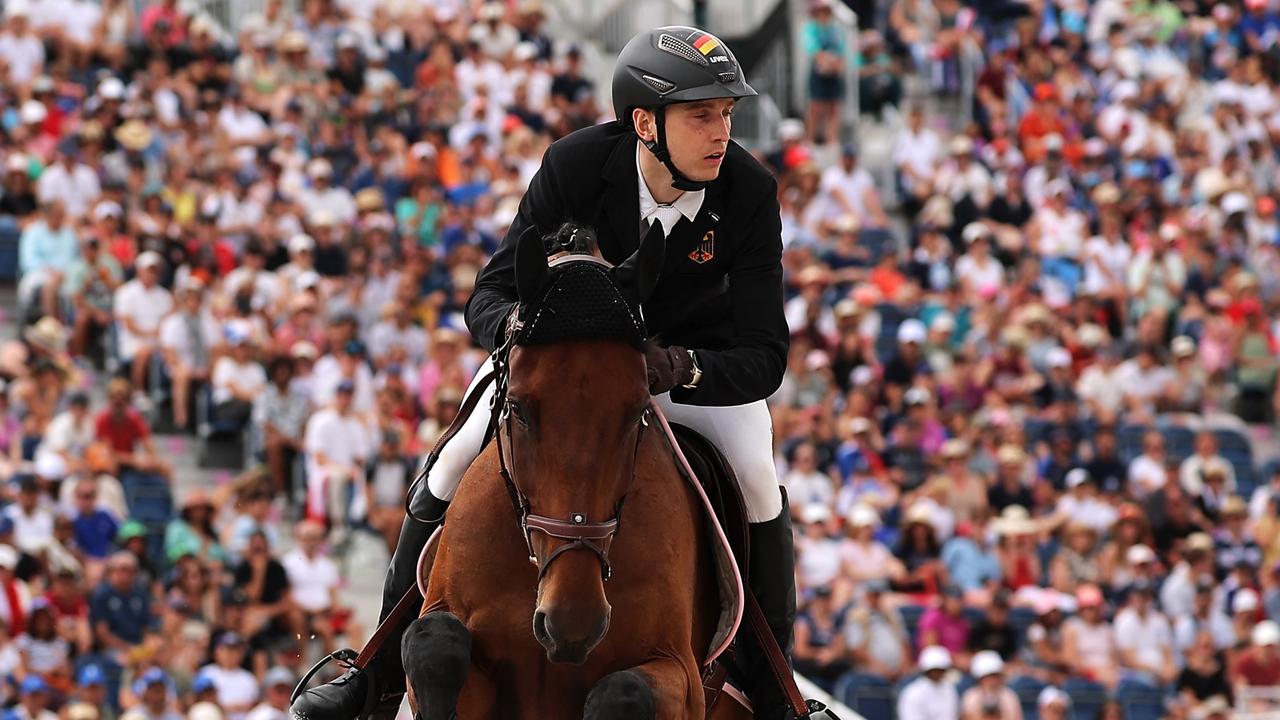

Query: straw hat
[114,120,153,152]
[23,316,67,353]
[994,505,1036,536]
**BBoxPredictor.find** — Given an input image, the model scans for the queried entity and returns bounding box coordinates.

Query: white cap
[1043,133,1064,151]
[897,319,926,344]
[846,504,879,528]
[307,158,333,177]
[1172,335,1197,358]
[778,118,805,142]
[1038,687,1070,708]
[1234,588,1260,614]
[98,77,125,101]
[1126,544,1155,565]
[5,0,28,17]
[224,320,254,346]
[410,141,437,160]
[930,312,955,333]
[35,453,67,479]
[513,41,538,61]
[19,100,46,125]
[962,221,991,244]
[904,387,932,406]
[919,645,952,671]
[1045,178,1072,197]
[135,251,163,269]
[296,270,321,290]
[1222,191,1251,215]
[971,650,1004,678]
[1253,620,1280,645]
[1112,80,1139,101]
[1046,347,1072,369]
[188,701,223,720]
[6,154,27,173]
[800,503,832,525]
[1065,468,1091,489]
[309,208,337,228]
[288,233,316,254]
[93,201,123,222]
[0,544,17,570]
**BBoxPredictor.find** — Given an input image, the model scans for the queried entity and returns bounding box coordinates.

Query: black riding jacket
[464,122,789,407]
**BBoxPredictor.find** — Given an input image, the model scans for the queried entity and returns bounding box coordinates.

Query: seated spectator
[917,585,971,664]
[197,633,259,720]
[840,504,904,589]
[1215,496,1262,575]
[211,322,268,428]
[960,650,1021,720]
[112,251,173,394]
[793,586,851,690]
[1062,585,1120,688]
[94,378,170,479]
[252,357,310,499]
[968,592,1018,662]
[15,600,70,693]
[5,676,57,720]
[1050,520,1103,594]
[89,552,153,660]
[1054,468,1117,535]
[940,510,1001,602]
[128,668,182,720]
[1176,630,1232,711]
[245,667,295,720]
[302,380,371,527]
[844,580,911,680]
[1232,620,1280,712]
[364,429,413,555]
[1036,687,1070,720]
[1113,580,1177,687]
[1181,431,1236,498]
[993,507,1042,593]
[894,504,947,596]
[1162,533,1219,622]
[1022,596,1068,680]
[164,490,227,568]
[69,478,119,580]
[1127,430,1169,499]
[897,646,958,720]
[157,278,218,431]
[796,505,843,595]
[280,522,343,652]
[1097,506,1152,595]
[231,532,292,651]
[4,475,53,555]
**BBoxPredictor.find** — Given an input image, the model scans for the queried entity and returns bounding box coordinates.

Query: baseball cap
[288,233,316,254]
[188,702,223,720]
[117,519,147,541]
[264,666,295,688]
[19,100,46,125]
[20,676,49,694]
[971,650,1004,678]
[1234,588,1260,614]
[136,251,163,269]
[1046,347,1072,369]
[1253,620,1280,646]
[919,645,952,671]
[217,631,245,647]
[0,544,18,570]
[846,504,879,528]
[77,664,106,687]
[897,319,926,344]
[335,379,356,394]
[904,387,931,406]
[1065,468,1092,489]
[35,453,67,479]
[1038,687,1070,709]
[191,674,217,694]
[1076,584,1104,608]
[1126,544,1156,565]
[139,668,169,686]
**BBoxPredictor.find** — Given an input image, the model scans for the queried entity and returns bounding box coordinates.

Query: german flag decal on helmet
[691,33,720,55]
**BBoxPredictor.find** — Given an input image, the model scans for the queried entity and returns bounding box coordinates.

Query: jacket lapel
[598,135,641,261]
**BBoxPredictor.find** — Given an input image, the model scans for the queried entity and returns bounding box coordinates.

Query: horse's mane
[543,222,599,257]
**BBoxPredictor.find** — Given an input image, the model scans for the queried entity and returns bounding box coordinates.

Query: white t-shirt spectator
[309,357,376,414]
[819,164,878,223]
[897,675,958,720]
[1113,606,1174,673]
[796,535,843,590]
[367,321,428,366]
[281,548,340,613]
[1083,235,1133,296]
[60,0,101,44]
[198,664,259,720]
[212,356,268,406]
[954,253,1004,297]
[3,504,52,554]
[1076,363,1125,416]
[1127,454,1167,499]
[158,311,222,371]
[217,105,270,145]
[785,470,835,510]
[0,31,44,85]
[297,186,356,225]
[1055,495,1118,535]
[36,162,101,220]
[1113,359,1174,412]
[1034,205,1087,259]
[893,127,942,192]
[114,280,174,360]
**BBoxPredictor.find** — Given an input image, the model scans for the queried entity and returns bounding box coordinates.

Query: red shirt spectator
[95,405,149,455]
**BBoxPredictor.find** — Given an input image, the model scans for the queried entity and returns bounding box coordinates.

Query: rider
[291,26,796,720]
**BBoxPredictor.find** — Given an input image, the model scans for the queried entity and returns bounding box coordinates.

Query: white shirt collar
[636,144,704,237]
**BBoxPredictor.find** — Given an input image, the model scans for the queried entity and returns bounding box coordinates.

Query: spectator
[960,650,1021,720]
[843,580,911,680]
[1036,687,1070,720]
[231,531,291,652]
[302,380,370,526]
[211,324,267,428]
[157,279,218,431]
[164,490,226,568]
[18,201,78,320]
[197,633,258,720]
[1233,620,1280,711]
[5,676,56,720]
[280,522,342,653]
[897,646,958,720]
[88,552,152,661]
[112,252,173,396]
[792,586,850,690]
[917,584,970,663]
[128,668,181,720]
[1062,585,1120,688]
[244,667,294,720]
[1113,580,1178,687]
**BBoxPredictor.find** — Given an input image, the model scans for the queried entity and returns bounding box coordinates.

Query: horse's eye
[508,399,529,427]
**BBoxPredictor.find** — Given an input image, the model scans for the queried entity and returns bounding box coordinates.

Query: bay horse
[401,223,752,719]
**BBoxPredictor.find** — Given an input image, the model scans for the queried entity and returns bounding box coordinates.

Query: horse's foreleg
[402,611,471,720]
[584,657,702,720]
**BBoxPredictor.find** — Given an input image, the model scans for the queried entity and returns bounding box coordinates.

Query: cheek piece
[639,106,710,193]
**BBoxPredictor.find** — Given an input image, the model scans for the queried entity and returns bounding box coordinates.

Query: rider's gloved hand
[643,343,694,395]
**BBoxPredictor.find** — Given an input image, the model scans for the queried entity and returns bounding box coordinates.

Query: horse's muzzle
[532,604,610,665]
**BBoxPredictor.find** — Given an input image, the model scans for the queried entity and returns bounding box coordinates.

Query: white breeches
[424,358,784,523]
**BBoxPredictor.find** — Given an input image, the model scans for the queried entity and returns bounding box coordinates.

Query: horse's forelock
[545,222,599,258]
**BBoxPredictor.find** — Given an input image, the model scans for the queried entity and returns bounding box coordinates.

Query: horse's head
[500,222,664,664]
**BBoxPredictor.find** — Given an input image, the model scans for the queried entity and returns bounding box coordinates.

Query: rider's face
[639,98,734,182]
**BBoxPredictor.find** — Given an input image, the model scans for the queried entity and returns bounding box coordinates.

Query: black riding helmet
[612,26,757,191]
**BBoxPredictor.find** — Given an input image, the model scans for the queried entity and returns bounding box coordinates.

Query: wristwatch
[683,349,703,389]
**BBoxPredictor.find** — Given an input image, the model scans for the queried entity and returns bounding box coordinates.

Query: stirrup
[291,648,360,706]
[785,699,842,720]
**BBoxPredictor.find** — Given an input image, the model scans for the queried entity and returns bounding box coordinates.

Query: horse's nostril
[532,609,551,645]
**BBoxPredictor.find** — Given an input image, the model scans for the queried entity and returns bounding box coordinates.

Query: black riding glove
[644,343,694,395]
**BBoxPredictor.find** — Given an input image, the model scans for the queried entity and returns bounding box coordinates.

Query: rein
[489,317,649,583]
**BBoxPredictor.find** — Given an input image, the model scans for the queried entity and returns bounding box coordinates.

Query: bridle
[490,267,650,584]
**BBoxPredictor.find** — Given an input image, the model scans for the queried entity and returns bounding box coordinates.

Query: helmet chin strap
[639,106,709,192]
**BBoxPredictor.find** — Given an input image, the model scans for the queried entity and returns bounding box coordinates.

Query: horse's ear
[612,222,665,304]
[514,225,549,302]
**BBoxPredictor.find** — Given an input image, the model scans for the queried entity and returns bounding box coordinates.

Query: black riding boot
[290,490,449,720]
[741,494,796,720]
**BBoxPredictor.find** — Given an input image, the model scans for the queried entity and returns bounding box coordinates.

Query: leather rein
[490,313,650,583]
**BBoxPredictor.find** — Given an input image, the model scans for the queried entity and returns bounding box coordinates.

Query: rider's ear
[514,224,549,302]
[612,221,664,305]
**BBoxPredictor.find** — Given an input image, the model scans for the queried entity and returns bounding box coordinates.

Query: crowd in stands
[0,0,1279,718]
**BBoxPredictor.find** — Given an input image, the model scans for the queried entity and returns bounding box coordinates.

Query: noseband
[489,326,649,583]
